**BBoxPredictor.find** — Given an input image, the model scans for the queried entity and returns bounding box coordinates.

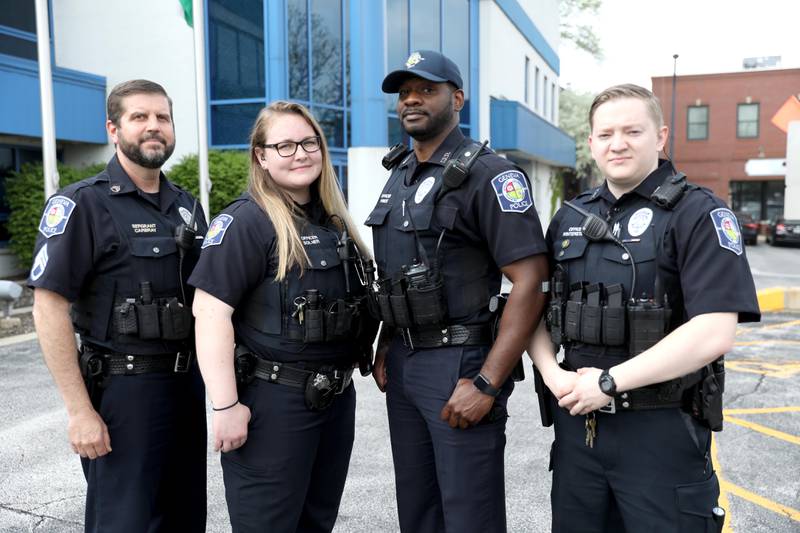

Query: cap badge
[406,52,424,69]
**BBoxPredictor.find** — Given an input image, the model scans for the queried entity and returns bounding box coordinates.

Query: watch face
[599,374,615,394]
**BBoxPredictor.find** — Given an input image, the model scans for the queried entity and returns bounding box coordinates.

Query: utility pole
[669,54,679,159]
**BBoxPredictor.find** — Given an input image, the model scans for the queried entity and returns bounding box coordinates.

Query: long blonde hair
[248,101,370,280]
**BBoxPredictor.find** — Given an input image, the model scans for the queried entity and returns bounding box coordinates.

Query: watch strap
[473,373,501,397]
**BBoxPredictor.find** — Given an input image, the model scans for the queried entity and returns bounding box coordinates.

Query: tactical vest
[71,180,200,355]
[365,140,496,327]
[546,176,694,360]
[237,207,373,360]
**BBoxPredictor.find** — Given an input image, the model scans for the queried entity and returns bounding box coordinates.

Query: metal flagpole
[192,0,211,220]
[35,0,59,199]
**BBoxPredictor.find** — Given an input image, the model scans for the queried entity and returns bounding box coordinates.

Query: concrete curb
[757,287,800,312]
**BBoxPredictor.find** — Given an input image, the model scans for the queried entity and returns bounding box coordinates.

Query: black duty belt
[399,323,492,349]
[598,386,683,414]
[251,358,353,393]
[94,350,194,375]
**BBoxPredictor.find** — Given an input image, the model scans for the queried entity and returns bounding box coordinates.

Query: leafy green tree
[560,0,603,59]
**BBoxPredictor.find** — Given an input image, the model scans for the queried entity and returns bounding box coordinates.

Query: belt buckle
[401,328,414,350]
[598,398,616,414]
[174,351,192,373]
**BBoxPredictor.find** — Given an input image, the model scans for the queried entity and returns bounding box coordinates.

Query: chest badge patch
[38,195,77,239]
[415,176,436,204]
[627,208,653,237]
[178,206,197,229]
[491,170,532,213]
[710,208,742,255]
[30,243,49,281]
[201,214,234,249]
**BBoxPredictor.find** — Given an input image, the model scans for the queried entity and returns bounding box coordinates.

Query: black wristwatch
[598,369,617,396]
[473,374,501,397]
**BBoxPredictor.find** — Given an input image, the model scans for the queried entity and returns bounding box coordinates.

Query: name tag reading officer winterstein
[491,170,532,213]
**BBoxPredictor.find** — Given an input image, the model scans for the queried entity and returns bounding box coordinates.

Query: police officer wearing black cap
[529,84,760,532]
[30,79,208,532]
[367,50,549,533]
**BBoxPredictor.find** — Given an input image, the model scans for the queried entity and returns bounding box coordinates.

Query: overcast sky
[558,0,800,94]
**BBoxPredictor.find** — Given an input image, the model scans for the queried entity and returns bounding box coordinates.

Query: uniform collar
[587,159,676,204]
[398,125,466,171]
[105,154,180,213]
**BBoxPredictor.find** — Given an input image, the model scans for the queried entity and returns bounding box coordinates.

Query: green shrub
[6,150,249,270]
[167,149,250,219]
[6,162,105,268]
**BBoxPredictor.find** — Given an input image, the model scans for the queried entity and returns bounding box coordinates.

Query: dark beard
[402,105,455,142]
[118,134,175,169]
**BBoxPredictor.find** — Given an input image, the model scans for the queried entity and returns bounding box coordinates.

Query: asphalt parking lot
[1,243,798,532]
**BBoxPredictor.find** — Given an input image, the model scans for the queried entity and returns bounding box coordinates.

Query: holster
[533,365,554,427]
[78,348,107,408]
[686,359,725,431]
[233,346,257,386]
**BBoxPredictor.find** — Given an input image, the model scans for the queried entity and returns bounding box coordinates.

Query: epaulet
[382,143,411,170]
[576,187,598,200]
[439,140,489,193]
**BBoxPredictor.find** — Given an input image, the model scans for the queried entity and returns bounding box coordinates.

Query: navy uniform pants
[82,366,207,533]
[550,397,721,533]
[222,376,355,533]
[386,337,511,533]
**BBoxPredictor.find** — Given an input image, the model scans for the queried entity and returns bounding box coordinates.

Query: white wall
[480,0,563,225]
[53,0,198,171]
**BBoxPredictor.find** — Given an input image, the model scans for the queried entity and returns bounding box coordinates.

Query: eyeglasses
[262,136,321,157]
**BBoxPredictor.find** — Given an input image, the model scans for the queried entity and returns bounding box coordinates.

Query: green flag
[179,0,193,27]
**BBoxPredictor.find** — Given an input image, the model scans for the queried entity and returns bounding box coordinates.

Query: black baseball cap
[382,50,463,93]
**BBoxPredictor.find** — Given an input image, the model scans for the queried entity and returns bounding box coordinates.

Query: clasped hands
[548,366,613,416]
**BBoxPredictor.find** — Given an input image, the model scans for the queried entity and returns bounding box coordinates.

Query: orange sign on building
[771,95,800,134]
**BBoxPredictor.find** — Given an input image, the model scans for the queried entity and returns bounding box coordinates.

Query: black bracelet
[212,399,239,412]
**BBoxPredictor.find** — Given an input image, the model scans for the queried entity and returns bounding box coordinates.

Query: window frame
[686,105,709,141]
[736,102,759,139]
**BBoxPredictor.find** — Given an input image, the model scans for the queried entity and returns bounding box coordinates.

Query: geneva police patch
[202,214,234,249]
[491,170,532,213]
[38,196,77,238]
[710,208,743,255]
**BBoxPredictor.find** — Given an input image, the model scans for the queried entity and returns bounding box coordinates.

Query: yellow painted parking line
[725,406,800,415]
[733,340,800,346]
[761,319,800,331]
[725,361,800,378]
[725,416,800,445]
[720,480,800,523]
[711,436,734,532]
[736,319,800,336]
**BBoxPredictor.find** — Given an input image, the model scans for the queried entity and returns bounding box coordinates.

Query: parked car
[734,211,759,246]
[766,217,800,246]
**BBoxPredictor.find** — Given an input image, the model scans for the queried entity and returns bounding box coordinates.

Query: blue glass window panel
[313,107,344,149]
[209,0,265,100]
[310,0,343,105]
[211,104,264,146]
[0,1,36,32]
[410,0,440,51]
[288,0,309,101]
[0,33,36,60]
[386,0,409,112]
[442,0,469,95]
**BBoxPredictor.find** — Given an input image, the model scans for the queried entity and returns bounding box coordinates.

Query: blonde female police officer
[189,101,377,533]
[529,84,760,532]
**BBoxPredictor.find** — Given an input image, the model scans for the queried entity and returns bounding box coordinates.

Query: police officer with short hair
[30,79,208,532]
[529,84,760,532]
[368,50,549,532]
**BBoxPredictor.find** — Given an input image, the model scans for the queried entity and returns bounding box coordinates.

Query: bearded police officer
[367,50,549,533]
[529,84,760,532]
[30,80,208,533]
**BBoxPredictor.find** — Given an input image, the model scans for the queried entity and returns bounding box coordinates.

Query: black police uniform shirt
[28,154,207,355]
[188,192,363,363]
[547,160,761,369]
[366,126,547,325]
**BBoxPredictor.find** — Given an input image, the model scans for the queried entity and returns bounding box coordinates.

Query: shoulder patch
[709,208,743,255]
[30,243,49,281]
[202,214,234,249]
[38,196,77,239]
[490,170,532,213]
